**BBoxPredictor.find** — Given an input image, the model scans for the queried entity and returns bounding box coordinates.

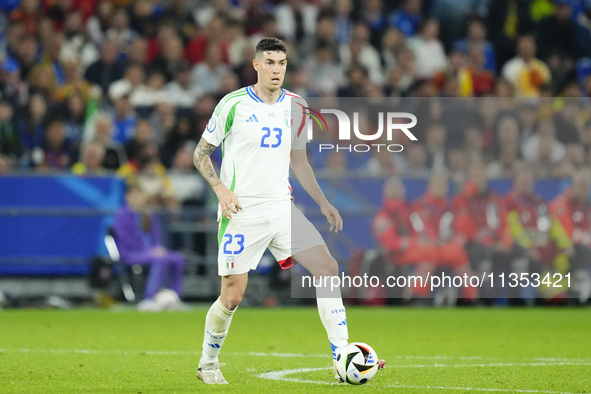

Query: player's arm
[290,148,343,233]
[193,138,242,218]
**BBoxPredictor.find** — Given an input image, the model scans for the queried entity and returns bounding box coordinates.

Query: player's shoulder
[283,89,308,108]
[214,87,249,115]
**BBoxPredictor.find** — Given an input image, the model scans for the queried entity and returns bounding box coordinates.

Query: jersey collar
[247,85,286,104]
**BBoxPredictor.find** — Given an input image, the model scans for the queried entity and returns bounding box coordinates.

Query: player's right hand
[214,185,242,219]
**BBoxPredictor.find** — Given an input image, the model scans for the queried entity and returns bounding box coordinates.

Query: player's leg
[199,215,271,384]
[293,245,348,353]
[198,272,248,384]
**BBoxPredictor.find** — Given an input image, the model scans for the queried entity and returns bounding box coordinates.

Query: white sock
[316,286,348,360]
[200,298,236,364]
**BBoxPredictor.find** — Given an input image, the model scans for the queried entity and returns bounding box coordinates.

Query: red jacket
[549,189,591,246]
[371,198,416,255]
[411,192,458,243]
[453,181,513,247]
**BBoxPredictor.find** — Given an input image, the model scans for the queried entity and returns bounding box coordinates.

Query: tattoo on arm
[193,138,222,189]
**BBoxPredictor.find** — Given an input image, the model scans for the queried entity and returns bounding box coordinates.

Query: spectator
[39,34,66,87]
[168,143,207,206]
[502,35,551,97]
[453,17,496,72]
[521,118,565,164]
[535,0,580,63]
[108,82,137,144]
[72,142,106,175]
[113,184,185,302]
[60,10,100,69]
[453,161,514,297]
[133,146,177,208]
[126,38,149,66]
[464,126,485,163]
[148,101,176,146]
[195,0,244,29]
[54,56,98,102]
[13,34,39,80]
[339,23,384,86]
[408,18,447,79]
[389,0,422,38]
[110,63,149,108]
[10,0,41,36]
[412,173,478,299]
[577,2,591,58]
[162,0,198,44]
[105,8,137,55]
[162,60,201,109]
[404,144,430,178]
[191,42,230,95]
[300,11,337,58]
[86,0,115,46]
[371,177,437,298]
[380,27,407,71]
[362,0,388,49]
[487,145,522,179]
[183,16,229,65]
[87,114,128,170]
[150,35,185,83]
[84,40,126,95]
[225,18,249,68]
[384,46,417,96]
[62,91,87,156]
[39,119,73,171]
[549,168,591,299]
[304,41,345,96]
[446,147,468,192]
[275,0,318,45]
[337,64,369,98]
[503,167,572,298]
[0,99,21,170]
[160,115,195,168]
[424,122,446,172]
[334,0,354,45]
[486,0,534,68]
[125,118,153,164]
[466,44,495,96]
[363,148,401,178]
[16,93,48,167]
[0,58,27,106]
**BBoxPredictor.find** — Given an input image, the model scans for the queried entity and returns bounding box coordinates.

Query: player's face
[254,51,287,91]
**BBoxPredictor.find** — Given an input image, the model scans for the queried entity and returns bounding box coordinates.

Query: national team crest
[226,255,235,269]
[284,109,292,128]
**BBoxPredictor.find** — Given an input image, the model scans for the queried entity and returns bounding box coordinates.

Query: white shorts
[217,202,325,276]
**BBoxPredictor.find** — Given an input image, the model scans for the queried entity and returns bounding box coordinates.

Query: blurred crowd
[370,166,591,303]
[1,0,591,208]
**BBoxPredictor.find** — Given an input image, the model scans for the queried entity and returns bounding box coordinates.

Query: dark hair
[256,37,287,55]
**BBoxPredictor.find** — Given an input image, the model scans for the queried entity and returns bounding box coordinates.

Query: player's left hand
[321,202,343,233]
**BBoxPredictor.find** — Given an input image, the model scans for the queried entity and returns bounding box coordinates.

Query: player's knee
[224,292,243,310]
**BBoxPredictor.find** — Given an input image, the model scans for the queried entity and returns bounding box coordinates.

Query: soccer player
[192,37,383,384]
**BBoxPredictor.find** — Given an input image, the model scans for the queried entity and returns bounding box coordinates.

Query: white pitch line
[257,367,585,394]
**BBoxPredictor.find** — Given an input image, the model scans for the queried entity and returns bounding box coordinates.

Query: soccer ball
[335,342,379,385]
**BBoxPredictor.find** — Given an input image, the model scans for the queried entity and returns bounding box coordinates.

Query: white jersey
[202,86,307,218]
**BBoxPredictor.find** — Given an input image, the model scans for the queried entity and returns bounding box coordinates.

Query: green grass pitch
[0,307,590,393]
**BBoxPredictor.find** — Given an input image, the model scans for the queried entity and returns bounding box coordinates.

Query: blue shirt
[112,114,136,144]
[389,10,421,37]
[453,39,497,72]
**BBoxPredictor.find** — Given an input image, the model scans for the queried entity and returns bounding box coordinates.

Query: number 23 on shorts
[223,234,245,255]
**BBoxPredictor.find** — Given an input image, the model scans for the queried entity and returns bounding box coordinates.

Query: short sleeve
[202,97,239,147]
[291,96,309,151]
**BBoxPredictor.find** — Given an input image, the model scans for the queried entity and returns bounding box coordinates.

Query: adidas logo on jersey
[245,114,259,122]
